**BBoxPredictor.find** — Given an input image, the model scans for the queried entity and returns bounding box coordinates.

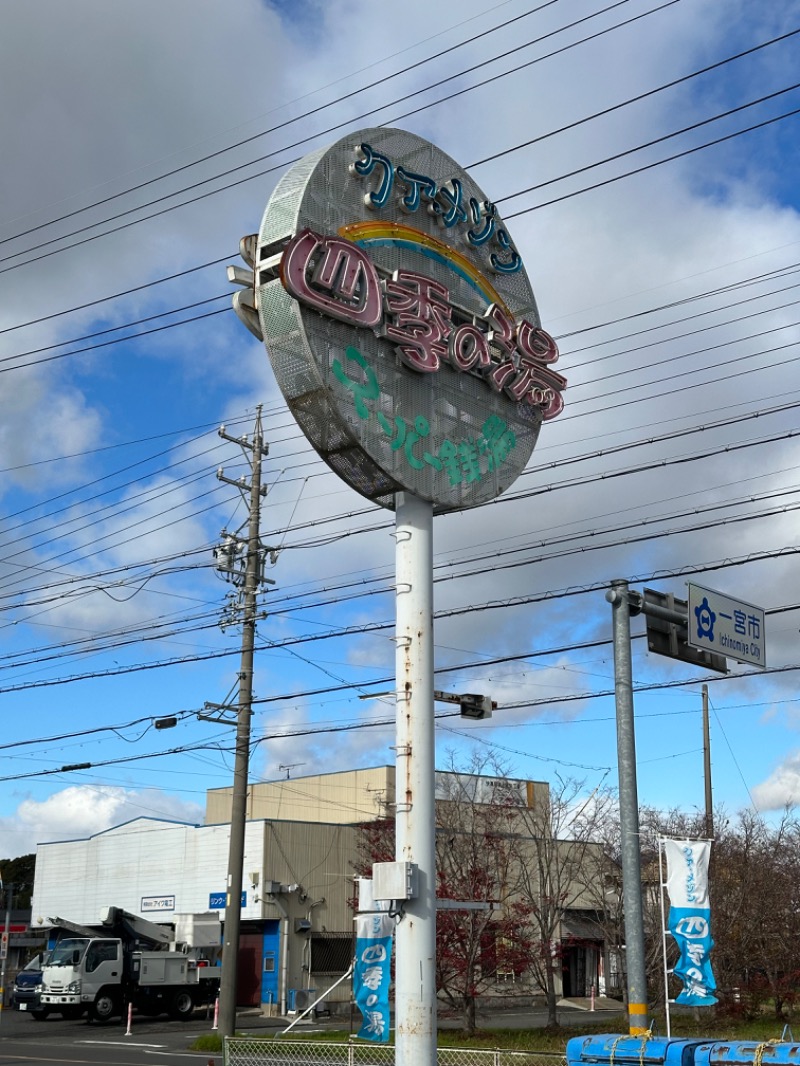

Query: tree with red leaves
[354,757,535,1035]
[434,768,535,1034]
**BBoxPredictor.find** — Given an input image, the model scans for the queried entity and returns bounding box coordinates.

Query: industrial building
[31,767,609,1012]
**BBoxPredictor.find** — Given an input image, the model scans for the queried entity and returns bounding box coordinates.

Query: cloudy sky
[1,0,800,860]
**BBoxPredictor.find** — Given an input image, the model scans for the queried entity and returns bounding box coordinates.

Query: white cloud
[752,754,800,811]
[0,785,203,858]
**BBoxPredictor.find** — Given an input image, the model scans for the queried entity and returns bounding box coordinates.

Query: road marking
[0,1056,108,1064]
[77,1039,167,1048]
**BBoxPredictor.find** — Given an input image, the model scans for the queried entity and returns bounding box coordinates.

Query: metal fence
[224,1038,567,1066]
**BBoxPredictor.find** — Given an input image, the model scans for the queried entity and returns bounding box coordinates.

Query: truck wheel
[92,993,118,1022]
[30,1008,49,1020]
[169,990,194,1020]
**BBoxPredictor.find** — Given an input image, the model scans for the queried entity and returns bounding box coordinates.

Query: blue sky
[1,0,800,858]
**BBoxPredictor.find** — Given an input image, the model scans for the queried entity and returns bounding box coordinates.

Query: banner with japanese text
[663,838,717,1006]
[354,878,394,1042]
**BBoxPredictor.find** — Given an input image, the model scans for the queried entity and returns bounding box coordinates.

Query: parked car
[12,956,43,1011]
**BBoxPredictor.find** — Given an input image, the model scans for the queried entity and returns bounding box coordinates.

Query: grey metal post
[394,492,437,1066]
[218,410,266,1038]
[607,579,648,1034]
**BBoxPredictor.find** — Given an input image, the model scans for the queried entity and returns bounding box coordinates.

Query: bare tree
[578,801,713,1009]
[508,774,616,1027]
[709,807,800,1019]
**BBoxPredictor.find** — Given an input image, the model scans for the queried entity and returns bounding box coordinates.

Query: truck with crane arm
[35,907,220,1022]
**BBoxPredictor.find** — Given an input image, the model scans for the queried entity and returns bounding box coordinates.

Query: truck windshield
[48,939,88,966]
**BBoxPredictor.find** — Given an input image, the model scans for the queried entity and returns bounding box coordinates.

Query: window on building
[310,934,353,974]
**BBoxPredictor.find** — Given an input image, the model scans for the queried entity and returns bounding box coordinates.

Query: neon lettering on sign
[332,346,518,487]
[351,142,522,274]
[280,229,383,328]
[280,229,565,421]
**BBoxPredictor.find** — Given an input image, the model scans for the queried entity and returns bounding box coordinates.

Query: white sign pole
[657,839,672,1038]
[394,491,437,1066]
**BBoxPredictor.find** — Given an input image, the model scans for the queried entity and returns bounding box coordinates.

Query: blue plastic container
[567,1034,708,1066]
[694,1043,800,1066]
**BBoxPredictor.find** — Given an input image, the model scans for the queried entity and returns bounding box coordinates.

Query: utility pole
[0,882,12,1023]
[702,683,713,838]
[215,407,270,1038]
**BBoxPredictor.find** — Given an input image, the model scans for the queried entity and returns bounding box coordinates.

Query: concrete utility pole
[216,408,269,1039]
[607,579,648,1035]
[702,684,713,838]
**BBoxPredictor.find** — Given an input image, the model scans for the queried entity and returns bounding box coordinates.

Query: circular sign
[256,127,564,513]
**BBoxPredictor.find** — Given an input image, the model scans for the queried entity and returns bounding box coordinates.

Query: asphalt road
[0,1006,224,1065]
[0,1002,628,1065]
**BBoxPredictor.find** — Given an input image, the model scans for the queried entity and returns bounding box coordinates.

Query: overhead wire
[1,108,797,388]
[1,385,797,649]
[1,396,795,635]
[2,660,798,785]
[0,0,571,251]
[1,541,799,697]
[4,0,792,290]
[3,8,797,814]
[0,0,675,274]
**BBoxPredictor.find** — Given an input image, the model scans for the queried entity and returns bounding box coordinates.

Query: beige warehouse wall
[206,766,396,826]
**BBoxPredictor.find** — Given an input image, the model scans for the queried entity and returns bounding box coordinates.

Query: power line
[1,403,794,634]
[0,0,754,278]
[2,401,796,646]
[2,657,799,785]
[0,0,667,272]
[505,101,800,217]
[0,0,570,252]
[0,543,798,697]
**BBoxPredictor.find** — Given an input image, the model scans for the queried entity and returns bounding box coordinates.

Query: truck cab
[38,937,116,1019]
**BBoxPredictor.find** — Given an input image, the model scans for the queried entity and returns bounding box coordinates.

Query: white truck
[35,907,220,1022]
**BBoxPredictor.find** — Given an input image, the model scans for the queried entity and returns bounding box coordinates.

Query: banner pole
[657,839,671,1038]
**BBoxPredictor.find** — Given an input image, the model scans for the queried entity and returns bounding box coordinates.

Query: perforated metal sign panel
[256,127,562,514]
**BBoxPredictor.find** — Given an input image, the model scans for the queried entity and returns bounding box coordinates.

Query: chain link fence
[224,1038,567,1066]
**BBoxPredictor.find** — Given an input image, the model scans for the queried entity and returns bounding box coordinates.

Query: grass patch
[188,1033,223,1052]
[189,1010,800,1055]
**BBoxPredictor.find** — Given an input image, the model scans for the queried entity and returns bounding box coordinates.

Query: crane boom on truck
[34,907,220,1023]
[98,907,172,947]
[45,917,99,939]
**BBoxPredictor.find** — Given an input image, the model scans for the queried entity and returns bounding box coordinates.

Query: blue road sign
[688,583,765,668]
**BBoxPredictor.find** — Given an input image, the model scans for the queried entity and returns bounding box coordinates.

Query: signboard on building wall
[248,127,565,514]
[141,895,175,913]
[209,891,246,910]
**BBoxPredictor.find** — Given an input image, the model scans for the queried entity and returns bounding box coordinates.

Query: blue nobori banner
[662,838,717,1006]
[354,878,394,1042]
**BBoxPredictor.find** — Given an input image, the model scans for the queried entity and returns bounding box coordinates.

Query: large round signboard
[255,127,565,514]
